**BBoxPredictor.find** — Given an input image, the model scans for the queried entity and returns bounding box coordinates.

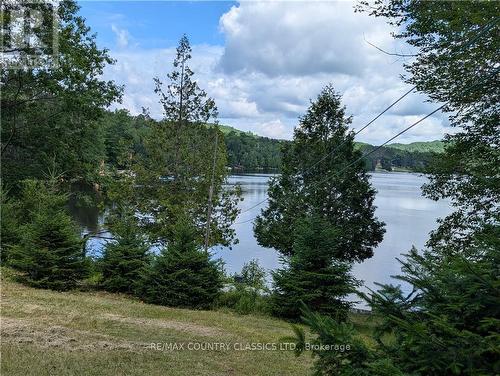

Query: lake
[78,172,452,305]
[212,172,452,303]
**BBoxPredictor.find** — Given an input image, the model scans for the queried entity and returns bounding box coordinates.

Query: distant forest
[221,125,444,173]
[101,110,443,173]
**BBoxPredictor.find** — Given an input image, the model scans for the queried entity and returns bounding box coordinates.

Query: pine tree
[362,226,500,375]
[271,216,360,320]
[131,35,240,248]
[255,85,385,262]
[9,180,88,290]
[100,207,150,294]
[137,219,223,309]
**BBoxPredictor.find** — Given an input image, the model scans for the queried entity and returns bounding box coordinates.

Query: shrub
[137,219,223,309]
[100,209,150,294]
[9,180,88,290]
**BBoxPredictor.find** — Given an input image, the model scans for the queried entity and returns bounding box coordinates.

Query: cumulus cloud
[218,1,395,77]
[102,1,451,145]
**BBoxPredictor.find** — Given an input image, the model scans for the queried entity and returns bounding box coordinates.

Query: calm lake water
[212,173,452,302]
[78,172,452,305]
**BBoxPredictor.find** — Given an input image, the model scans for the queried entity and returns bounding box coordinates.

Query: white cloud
[111,24,130,49]
[257,119,291,139]
[103,1,451,145]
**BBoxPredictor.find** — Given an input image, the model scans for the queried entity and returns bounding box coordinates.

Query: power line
[234,67,498,225]
[235,86,416,217]
[232,17,499,222]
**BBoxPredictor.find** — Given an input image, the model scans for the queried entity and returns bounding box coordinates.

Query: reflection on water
[72,172,452,306]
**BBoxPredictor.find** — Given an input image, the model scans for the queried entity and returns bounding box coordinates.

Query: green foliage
[217,285,271,315]
[238,259,267,290]
[137,219,223,309]
[364,227,500,375]
[292,305,403,376]
[8,180,88,290]
[99,109,152,170]
[357,0,499,250]
[99,207,150,294]
[1,0,121,189]
[126,35,241,248]
[387,141,445,154]
[255,85,385,261]
[0,188,21,263]
[271,216,360,321]
[217,259,270,315]
[224,131,284,171]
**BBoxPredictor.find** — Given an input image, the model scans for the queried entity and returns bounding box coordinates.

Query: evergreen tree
[0,187,21,263]
[130,35,240,248]
[8,180,88,290]
[271,216,360,320]
[137,219,223,309]
[291,305,404,376]
[255,85,385,261]
[100,206,150,294]
[290,5,500,376]
[363,227,500,375]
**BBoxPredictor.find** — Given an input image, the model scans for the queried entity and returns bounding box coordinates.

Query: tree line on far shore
[97,109,443,173]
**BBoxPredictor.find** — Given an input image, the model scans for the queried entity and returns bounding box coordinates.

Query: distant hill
[220,124,444,172]
[386,140,445,153]
[217,124,257,137]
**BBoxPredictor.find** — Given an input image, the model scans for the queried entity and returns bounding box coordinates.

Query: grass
[1,270,379,375]
[1,271,314,375]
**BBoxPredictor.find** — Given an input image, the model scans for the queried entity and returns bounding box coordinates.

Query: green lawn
[1,270,381,375]
[1,274,315,375]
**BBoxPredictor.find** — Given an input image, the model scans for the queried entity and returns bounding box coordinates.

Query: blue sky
[79,1,234,48]
[77,1,451,144]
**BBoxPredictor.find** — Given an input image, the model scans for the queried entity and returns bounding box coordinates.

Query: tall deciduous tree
[1,0,122,189]
[255,85,385,262]
[357,1,499,250]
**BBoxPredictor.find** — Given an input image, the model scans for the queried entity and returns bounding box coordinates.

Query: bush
[291,305,404,376]
[217,284,271,315]
[217,260,270,315]
[100,209,150,294]
[137,219,223,309]
[8,180,88,290]
[271,216,359,321]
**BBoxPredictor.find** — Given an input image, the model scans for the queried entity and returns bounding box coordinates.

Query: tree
[357,1,499,251]
[291,305,404,376]
[137,219,223,309]
[8,180,88,290]
[130,35,240,248]
[363,227,500,375]
[271,216,360,320]
[239,259,267,290]
[1,0,121,189]
[294,4,500,375]
[100,206,150,294]
[255,85,385,262]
